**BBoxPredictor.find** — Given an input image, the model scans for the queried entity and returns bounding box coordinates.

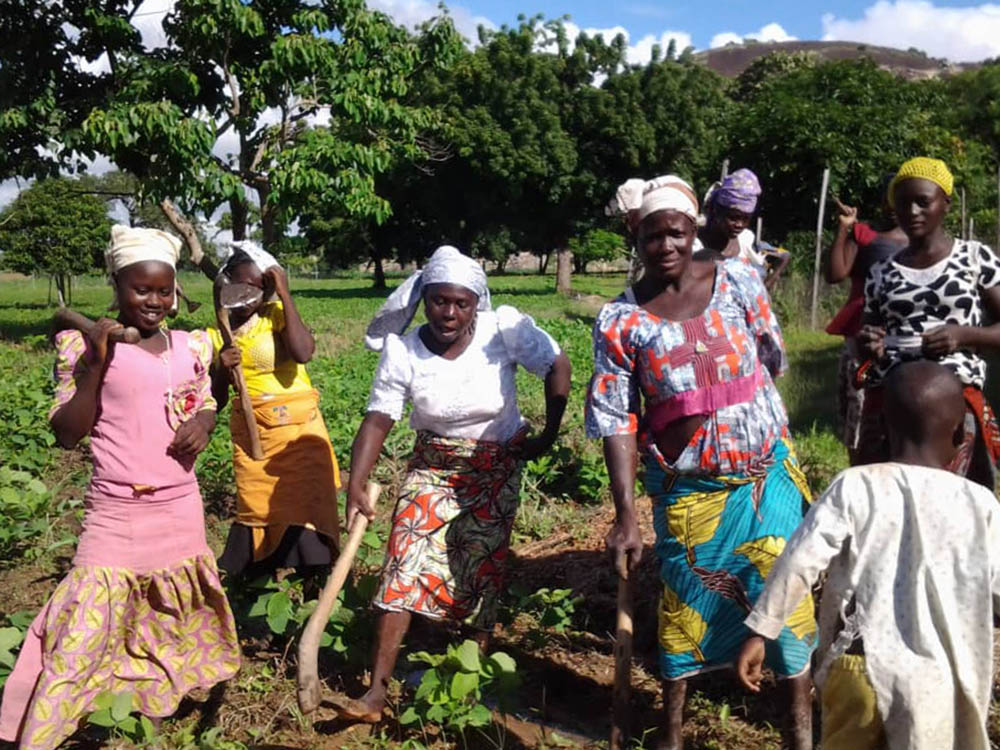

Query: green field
[0,271,862,749]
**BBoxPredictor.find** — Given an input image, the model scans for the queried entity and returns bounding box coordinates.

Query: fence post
[811,168,831,330]
[961,188,967,240]
[720,159,729,181]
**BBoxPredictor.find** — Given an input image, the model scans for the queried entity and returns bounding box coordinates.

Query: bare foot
[335,692,384,724]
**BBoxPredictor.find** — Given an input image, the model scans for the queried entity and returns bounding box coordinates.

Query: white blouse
[366,305,561,442]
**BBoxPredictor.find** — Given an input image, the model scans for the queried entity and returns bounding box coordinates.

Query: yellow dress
[209,301,341,567]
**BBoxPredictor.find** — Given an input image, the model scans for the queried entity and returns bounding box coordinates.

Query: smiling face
[893,177,951,241]
[114,261,176,334]
[423,283,478,345]
[637,209,697,282]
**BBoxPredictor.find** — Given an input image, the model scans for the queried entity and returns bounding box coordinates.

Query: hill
[695,39,980,79]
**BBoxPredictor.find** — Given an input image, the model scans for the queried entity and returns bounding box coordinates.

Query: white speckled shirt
[745,463,1000,750]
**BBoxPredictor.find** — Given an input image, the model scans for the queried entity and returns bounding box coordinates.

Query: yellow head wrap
[888,157,954,205]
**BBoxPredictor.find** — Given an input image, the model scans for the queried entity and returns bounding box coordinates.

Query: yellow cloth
[821,654,887,750]
[231,389,341,561]
[208,301,312,397]
[889,156,954,204]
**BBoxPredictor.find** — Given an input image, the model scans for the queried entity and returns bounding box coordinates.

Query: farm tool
[215,280,264,460]
[297,481,382,715]
[53,306,140,344]
[611,570,634,750]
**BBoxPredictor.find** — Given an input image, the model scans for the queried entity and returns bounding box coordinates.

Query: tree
[0,178,112,304]
[569,228,625,273]
[3,0,461,266]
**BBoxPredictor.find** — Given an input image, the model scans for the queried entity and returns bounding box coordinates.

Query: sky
[4,0,1000,211]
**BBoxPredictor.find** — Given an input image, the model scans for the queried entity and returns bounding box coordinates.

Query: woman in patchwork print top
[587,176,816,750]
[857,157,1000,488]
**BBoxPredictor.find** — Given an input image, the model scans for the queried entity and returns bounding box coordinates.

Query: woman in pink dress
[0,226,240,750]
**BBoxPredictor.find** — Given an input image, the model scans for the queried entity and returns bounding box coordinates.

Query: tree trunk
[372,246,386,289]
[54,274,66,307]
[556,248,572,295]
[229,197,249,242]
[258,184,278,251]
[540,252,552,274]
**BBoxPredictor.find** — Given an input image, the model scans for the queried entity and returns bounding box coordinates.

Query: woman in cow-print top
[857,157,1000,488]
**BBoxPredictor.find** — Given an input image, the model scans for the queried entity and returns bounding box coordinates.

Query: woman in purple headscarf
[697,168,790,291]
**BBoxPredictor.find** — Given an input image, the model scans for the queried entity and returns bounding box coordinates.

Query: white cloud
[822,1,1000,62]
[710,21,796,49]
[558,21,693,65]
[367,0,495,44]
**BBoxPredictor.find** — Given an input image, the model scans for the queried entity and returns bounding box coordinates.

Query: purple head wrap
[712,168,761,214]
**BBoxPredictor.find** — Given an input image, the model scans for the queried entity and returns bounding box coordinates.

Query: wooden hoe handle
[53,307,140,344]
[611,572,634,750]
[297,481,382,715]
[215,304,264,460]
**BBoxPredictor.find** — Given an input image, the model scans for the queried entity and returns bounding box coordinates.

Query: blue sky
[371,0,1000,64]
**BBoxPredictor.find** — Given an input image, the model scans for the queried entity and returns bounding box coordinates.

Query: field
[0,270,980,750]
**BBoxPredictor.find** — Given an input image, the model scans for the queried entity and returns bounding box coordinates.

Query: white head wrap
[605,178,646,217]
[105,224,182,310]
[637,175,699,223]
[218,240,280,278]
[364,245,491,352]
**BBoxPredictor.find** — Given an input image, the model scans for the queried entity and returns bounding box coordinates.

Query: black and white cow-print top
[863,239,1000,388]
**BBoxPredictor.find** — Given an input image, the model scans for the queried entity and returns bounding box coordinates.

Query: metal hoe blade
[219,282,264,310]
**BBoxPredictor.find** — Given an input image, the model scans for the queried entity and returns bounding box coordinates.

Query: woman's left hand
[264,265,289,297]
[169,417,211,457]
[510,430,557,461]
[922,324,967,357]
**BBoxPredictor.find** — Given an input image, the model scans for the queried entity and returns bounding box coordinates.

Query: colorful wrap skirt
[645,439,817,680]
[0,481,240,750]
[375,431,523,630]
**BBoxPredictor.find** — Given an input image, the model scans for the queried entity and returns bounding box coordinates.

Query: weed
[86,691,157,744]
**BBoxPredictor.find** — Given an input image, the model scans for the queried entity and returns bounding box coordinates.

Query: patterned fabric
[0,555,240,750]
[711,168,761,214]
[208,301,313,397]
[647,439,816,679]
[375,431,523,629]
[586,258,789,476]
[862,239,1000,388]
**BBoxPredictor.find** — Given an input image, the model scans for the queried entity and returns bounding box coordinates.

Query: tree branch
[160,199,204,264]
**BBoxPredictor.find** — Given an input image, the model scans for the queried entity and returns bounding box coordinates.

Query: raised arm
[825,199,859,284]
[50,321,122,448]
[266,266,315,363]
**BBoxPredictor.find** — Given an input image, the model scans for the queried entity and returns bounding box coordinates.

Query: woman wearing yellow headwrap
[857,157,1000,488]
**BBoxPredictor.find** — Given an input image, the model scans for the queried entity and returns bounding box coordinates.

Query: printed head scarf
[637,175,699,223]
[105,224,182,310]
[710,168,761,214]
[364,245,491,352]
[888,157,954,205]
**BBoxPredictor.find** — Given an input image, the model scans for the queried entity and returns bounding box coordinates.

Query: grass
[0,269,853,749]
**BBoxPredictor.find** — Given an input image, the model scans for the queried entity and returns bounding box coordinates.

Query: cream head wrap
[605,178,647,217]
[637,175,699,223]
[105,224,182,310]
[364,245,491,352]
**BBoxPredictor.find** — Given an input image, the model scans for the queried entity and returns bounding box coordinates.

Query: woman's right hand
[857,324,886,361]
[605,514,642,579]
[219,345,241,371]
[833,197,858,230]
[88,318,124,366]
[346,482,377,529]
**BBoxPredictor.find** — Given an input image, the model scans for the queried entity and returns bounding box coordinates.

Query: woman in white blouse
[339,246,571,723]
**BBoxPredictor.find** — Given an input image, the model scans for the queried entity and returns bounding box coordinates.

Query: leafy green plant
[87,691,156,743]
[400,640,519,743]
[0,612,32,689]
[502,585,583,636]
[0,467,51,564]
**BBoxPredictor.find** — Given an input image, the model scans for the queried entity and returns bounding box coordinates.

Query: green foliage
[0,346,57,474]
[569,228,625,273]
[0,468,52,564]
[0,178,113,304]
[87,691,157,743]
[503,585,583,635]
[0,611,33,689]
[400,640,519,741]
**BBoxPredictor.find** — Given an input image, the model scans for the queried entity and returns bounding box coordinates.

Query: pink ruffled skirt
[0,481,241,750]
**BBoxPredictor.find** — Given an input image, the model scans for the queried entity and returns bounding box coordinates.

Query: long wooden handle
[53,307,140,344]
[611,573,634,750]
[215,305,264,460]
[297,482,382,715]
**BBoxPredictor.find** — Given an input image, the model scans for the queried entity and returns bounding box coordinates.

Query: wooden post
[996,165,1000,251]
[720,159,730,181]
[755,216,763,246]
[970,217,975,241]
[811,168,831,330]
[961,188,967,240]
